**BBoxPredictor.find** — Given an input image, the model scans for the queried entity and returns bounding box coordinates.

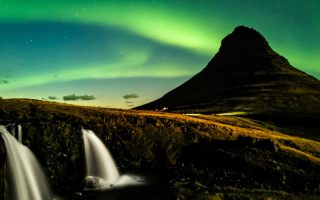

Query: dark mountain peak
[219,25,272,56]
[206,26,289,74]
[137,26,320,118]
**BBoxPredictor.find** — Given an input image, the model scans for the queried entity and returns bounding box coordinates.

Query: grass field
[0,98,320,199]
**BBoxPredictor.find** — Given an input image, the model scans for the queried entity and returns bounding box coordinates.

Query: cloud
[0,79,9,84]
[63,94,96,101]
[123,93,139,107]
[63,94,78,101]
[123,93,139,99]
[79,95,96,101]
[48,96,58,100]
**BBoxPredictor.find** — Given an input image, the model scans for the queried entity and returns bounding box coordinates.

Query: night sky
[0,0,319,108]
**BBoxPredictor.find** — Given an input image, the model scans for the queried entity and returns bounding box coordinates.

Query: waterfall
[0,125,53,200]
[17,125,22,143]
[82,129,120,188]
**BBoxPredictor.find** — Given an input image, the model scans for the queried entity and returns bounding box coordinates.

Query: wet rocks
[83,176,106,189]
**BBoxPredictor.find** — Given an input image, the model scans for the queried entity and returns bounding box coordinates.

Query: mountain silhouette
[137,26,320,120]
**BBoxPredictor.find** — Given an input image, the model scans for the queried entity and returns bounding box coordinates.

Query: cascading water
[82,129,145,190]
[82,129,120,188]
[17,125,22,143]
[0,125,53,200]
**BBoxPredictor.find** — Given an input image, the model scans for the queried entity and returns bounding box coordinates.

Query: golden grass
[1,98,320,163]
[280,145,320,163]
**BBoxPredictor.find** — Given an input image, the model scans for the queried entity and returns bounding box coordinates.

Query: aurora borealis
[0,0,319,108]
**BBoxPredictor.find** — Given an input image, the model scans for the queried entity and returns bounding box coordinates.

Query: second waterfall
[82,129,120,189]
[82,129,144,190]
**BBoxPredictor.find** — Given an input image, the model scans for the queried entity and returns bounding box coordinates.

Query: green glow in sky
[0,1,221,54]
[0,0,319,108]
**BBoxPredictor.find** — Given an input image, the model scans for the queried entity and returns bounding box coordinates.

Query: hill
[1,98,320,199]
[137,26,320,122]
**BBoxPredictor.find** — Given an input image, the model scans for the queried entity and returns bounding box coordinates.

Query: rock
[83,176,106,189]
[237,136,278,152]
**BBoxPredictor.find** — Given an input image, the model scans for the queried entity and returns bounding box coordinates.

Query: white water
[82,129,120,186]
[82,129,145,190]
[17,125,22,143]
[0,125,53,200]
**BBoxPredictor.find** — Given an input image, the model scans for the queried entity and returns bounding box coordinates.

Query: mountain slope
[137,26,320,119]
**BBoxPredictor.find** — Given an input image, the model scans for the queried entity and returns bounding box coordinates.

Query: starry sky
[0,0,319,108]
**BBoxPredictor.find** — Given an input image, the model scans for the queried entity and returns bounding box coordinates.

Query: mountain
[137,26,320,120]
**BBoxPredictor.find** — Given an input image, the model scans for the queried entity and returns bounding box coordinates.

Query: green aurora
[0,0,319,108]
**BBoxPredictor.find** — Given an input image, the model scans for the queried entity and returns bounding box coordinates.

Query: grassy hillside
[0,98,320,199]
